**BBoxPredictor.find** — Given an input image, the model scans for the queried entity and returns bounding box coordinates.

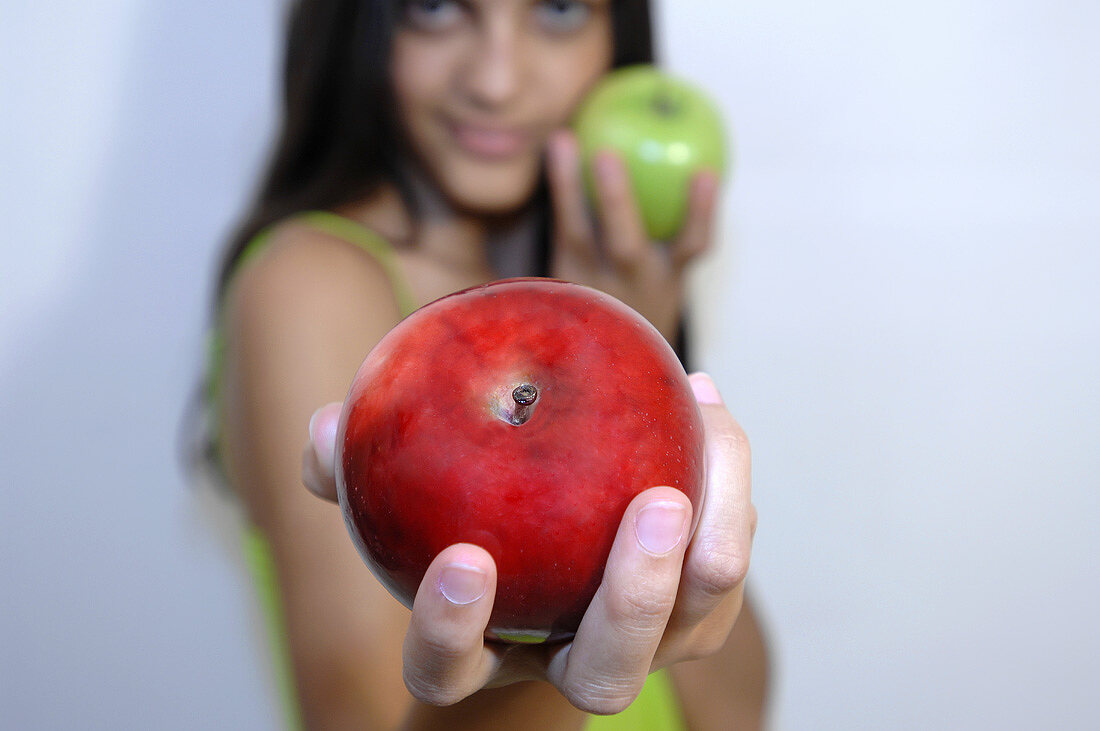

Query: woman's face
[391,0,614,215]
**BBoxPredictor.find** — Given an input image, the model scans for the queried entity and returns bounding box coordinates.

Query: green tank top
[216,210,686,730]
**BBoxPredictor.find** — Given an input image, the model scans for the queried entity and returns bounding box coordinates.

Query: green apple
[572,64,729,242]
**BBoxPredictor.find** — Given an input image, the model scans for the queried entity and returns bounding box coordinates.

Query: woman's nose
[460,21,526,108]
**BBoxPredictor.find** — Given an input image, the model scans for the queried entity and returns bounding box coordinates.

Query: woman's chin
[448,180,540,218]
[434,159,542,217]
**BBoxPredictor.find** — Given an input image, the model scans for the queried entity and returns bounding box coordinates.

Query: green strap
[295,210,419,318]
[206,210,418,423]
[242,527,304,731]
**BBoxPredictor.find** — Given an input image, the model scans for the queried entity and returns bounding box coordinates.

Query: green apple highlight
[572,64,729,242]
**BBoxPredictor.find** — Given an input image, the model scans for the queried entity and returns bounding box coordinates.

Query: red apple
[336,278,705,643]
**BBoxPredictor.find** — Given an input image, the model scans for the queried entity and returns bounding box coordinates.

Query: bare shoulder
[216,214,406,505]
[217,216,405,500]
[215,218,415,726]
[224,216,403,345]
[216,215,407,494]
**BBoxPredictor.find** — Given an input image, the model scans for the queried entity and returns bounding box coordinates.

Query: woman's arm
[670,594,770,730]
[219,222,597,729]
[218,222,416,728]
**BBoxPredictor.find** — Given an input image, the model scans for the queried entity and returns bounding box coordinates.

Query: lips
[448,121,531,159]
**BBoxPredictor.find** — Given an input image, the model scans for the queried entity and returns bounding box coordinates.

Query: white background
[2,1,1097,728]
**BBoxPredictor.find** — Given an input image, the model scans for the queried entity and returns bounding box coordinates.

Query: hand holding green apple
[572,64,729,242]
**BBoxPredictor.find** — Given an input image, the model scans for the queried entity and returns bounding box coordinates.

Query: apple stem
[510,384,538,425]
[655,86,678,116]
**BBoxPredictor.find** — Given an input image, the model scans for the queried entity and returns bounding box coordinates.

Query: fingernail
[309,408,337,464]
[439,564,488,605]
[635,501,687,555]
[690,372,723,405]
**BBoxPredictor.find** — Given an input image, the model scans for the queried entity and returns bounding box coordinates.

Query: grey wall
[677,2,1100,728]
[2,1,1097,728]
[1,2,284,728]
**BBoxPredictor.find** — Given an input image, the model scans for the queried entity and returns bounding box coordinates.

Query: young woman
[208,0,768,727]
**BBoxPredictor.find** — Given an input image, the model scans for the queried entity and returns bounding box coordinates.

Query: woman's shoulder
[249,212,394,277]
[223,214,405,351]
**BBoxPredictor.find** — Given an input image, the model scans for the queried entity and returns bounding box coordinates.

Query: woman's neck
[346,162,540,279]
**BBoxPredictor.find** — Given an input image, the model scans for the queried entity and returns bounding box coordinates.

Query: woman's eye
[534,0,592,33]
[402,0,463,31]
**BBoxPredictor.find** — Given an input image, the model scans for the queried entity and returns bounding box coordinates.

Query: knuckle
[596,176,628,205]
[403,669,464,707]
[610,240,643,265]
[713,425,751,461]
[609,250,642,273]
[561,678,638,716]
[691,239,713,261]
[565,224,591,244]
[691,544,749,599]
[556,231,594,260]
[675,240,705,265]
[604,586,677,633]
[415,626,477,665]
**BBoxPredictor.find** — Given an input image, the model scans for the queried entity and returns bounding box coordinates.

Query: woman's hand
[544,129,721,344]
[302,372,755,715]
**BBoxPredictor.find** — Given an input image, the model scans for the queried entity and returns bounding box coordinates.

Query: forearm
[295,652,589,730]
[401,682,588,731]
[669,591,770,730]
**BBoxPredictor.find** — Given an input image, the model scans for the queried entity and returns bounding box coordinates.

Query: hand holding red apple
[302,371,755,714]
[335,279,706,642]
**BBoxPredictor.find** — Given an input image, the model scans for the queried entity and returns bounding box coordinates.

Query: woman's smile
[446,118,533,160]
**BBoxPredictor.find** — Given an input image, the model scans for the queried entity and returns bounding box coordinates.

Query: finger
[301,444,335,502]
[592,149,648,270]
[671,170,720,270]
[547,487,692,715]
[403,543,501,706]
[545,129,596,260]
[667,373,754,632]
[302,402,342,502]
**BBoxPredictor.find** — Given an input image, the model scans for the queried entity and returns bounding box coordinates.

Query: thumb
[302,402,342,502]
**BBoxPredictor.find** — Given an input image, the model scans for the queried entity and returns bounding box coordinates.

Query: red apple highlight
[336,277,705,643]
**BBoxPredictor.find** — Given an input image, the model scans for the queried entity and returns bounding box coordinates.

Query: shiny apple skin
[572,64,728,242]
[336,277,705,642]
